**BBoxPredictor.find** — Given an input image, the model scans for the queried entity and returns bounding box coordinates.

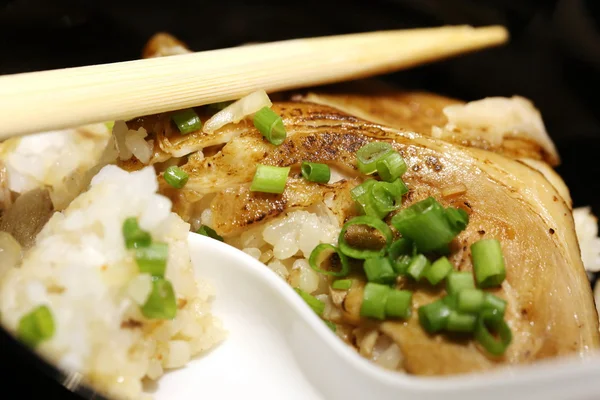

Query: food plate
[149,233,600,400]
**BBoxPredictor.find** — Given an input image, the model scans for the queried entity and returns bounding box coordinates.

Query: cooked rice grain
[0,165,224,400]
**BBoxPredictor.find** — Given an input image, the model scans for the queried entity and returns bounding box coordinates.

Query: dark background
[1,0,599,398]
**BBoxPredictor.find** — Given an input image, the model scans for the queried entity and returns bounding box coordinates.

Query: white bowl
[152,233,600,400]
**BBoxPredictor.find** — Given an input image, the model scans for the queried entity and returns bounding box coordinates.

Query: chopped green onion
[483,293,507,316]
[122,217,151,249]
[364,257,396,284]
[324,320,337,332]
[385,290,412,319]
[418,299,451,333]
[369,180,405,217]
[253,106,287,145]
[407,254,430,281]
[360,283,390,320]
[356,142,394,174]
[446,310,477,333]
[351,180,382,218]
[332,279,353,290]
[294,288,325,316]
[386,178,409,198]
[338,215,393,259]
[442,293,458,310]
[376,152,407,182]
[388,238,413,259]
[135,242,169,277]
[393,255,412,275]
[471,239,506,288]
[423,256,453,285]
[17,305,55,348]
[301,162,330,183]
[456,288,485,314]
[164,166,189,189]
[141,278,177,320]
[250,164,290,194]
[196,225,224,242]
[475,309,512,356]
[388,238,413,274]
[308,243,350,277]
[391,197,457,253]
[446,271,475,295]
[445,207,469,233]
[171,108,202,134]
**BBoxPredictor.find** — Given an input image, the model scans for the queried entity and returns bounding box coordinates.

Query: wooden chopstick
[0,25,507,140]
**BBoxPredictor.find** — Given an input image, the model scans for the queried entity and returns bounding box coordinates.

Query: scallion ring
[164,166,189,189]
[475,309,512,356]
[253,106,287,145]
[171,108,202,134]
[250,164,290,194]
[376,151,407,182]
[356,142,394,174]
[301,162,330,183]
[308,243,350,277]
[338,216,393,259]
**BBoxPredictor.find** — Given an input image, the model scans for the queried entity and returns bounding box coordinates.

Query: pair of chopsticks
[0,25,508,141]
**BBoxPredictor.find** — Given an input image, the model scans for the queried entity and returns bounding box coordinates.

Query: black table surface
[1,0,599,398]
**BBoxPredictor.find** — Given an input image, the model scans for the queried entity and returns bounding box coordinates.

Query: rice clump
[0,165,224,400]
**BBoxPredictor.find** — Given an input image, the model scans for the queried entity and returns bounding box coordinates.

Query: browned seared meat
[294,83,559,166]
[155,100,597,376]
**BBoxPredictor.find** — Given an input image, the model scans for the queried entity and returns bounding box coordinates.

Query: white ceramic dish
[152,233,600,400]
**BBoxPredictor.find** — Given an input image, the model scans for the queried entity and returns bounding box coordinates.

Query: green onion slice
[301,162,331,183]
[446,310,477,333]
[164,166,189,189]
[171,108,202,134]
[197,225,224,242]
[483,293,507,316]
[141,278,177,320]
[393,254,412,275]
[253,106,287,145]
[122,217,151,249]
[475,309,512,356]
[407,254,430,281]
[456,288,485,314]
[356,142,394,174]
[17,305,55,348]
[423,256,453,285]
[442,293,459,310]
[294,288,325,316]
[418,299,451,333]
[360,283,390,320]
[308,243,350,277]
[324,320,337,332]
[332,279,353,290]
[364,257,396,284]
[471,239,506,288]
[250,164,290,194]
[385,290,412,319]
[391,197,457,253]
[388,238,413,260]
[338,216,393,259]
[445,207,469,233]
[135,242,169,277]
[446,271,476,295]
[376,152,407,182]
[351,180,386,219]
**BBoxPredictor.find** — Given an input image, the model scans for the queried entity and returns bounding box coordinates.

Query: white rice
[229,208,340,295]
[0,123,114,210]
[0,165,224,400]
